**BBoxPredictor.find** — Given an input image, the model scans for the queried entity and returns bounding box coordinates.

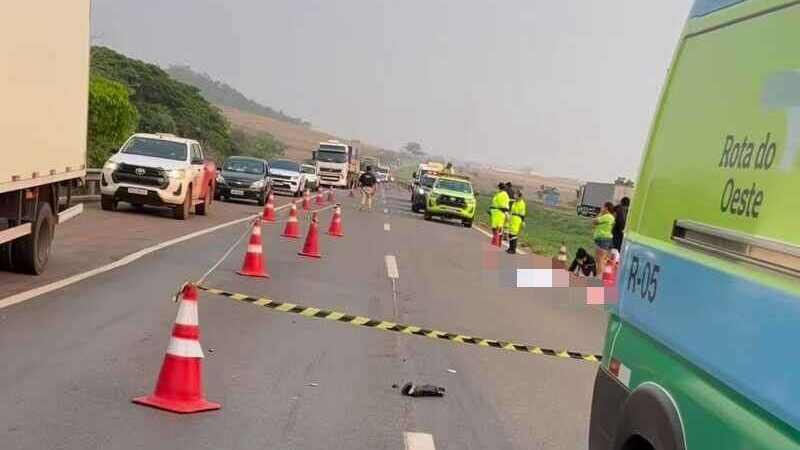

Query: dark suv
[215,156,272,205]
[411,174,437,213]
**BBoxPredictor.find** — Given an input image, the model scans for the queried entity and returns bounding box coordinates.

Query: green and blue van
[590,1,800,449]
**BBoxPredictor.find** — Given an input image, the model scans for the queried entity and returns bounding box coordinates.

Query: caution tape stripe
[197,285,601,363]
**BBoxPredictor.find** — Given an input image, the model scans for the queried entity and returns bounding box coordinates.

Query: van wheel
[12,202,54,274]
[101,195,117,211]
[196,185,212,216]
[173,188,191,220]
[424,212,432,221]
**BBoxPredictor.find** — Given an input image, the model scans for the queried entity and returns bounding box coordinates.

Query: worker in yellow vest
[507,190,526,254]
[490,182,511,244]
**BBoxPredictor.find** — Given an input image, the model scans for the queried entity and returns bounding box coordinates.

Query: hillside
[220,106,384,163]
[88,47,283,164]
[167,66,310,128]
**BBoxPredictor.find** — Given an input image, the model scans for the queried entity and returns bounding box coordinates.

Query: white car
[268,159,307,196]
[100,133,217,220]
[301,164,318,190]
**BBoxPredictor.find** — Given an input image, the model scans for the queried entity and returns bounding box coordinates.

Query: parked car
[215,156,272,206]
[268,159,306,196]
[100,133,216,220]
[411,173,437,213]
[301,164,319,191]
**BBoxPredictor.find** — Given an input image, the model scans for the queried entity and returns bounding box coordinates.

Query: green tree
[230,129,284,160]
[86,76,138,167]
[137,103,177,134]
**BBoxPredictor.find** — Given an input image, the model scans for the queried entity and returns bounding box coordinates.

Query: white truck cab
[100,133,217,220]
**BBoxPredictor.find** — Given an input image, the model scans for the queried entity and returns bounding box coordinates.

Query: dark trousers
[612,231,624,251]
[507,235,518,254]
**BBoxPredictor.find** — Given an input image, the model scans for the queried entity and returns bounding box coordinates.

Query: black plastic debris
[401,382,445,397]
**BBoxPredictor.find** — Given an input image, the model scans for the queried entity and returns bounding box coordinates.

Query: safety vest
[508,199,527,234]
[491,191,510,211]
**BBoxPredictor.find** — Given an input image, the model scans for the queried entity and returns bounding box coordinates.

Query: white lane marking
[385,255,399,279]
[0,202,295,310]
[404,432,436,450]
[471,226,528,255]
[384,223,391,232]
[384,208,390,214]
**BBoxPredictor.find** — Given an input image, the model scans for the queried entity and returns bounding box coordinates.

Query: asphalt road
[0,184,607,450]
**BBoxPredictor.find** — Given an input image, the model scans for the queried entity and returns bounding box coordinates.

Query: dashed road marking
[0,202,296,310]
[384,223,391,232]
[404,432,436,450]
[384,208,390,214]
[385,255,399,279]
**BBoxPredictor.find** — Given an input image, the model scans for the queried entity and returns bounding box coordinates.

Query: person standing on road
[612,197,630,251]
[506,189,527,254]
[358,166,377,212]
[490,182,511,241]
[592,202,616,275]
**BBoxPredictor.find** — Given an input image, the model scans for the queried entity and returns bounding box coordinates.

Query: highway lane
[0,184,606,449]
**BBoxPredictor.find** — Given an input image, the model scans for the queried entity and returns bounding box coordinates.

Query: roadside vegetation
[86,46,284,167]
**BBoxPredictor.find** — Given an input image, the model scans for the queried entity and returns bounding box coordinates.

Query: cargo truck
[576,182,633,217]
[0,0,90,274]
[313,140,358,188]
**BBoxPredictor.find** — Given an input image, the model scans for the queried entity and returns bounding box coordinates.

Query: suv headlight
[216,173,225,184]
[417,188,425,195]
[104,161,118,171]
[167,169,186,179]
[251,180,266,189]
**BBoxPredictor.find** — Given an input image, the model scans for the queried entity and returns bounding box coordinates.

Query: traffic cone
[302,189,312,211]
[490,229,502,247]
[298,212,322,258]
[327,187,335,202]
[237,218,269,278]
[315,187,325,206]
[602,258,617,288]
[281,204,301,239]
[262,193,276,222]
[327,204,344,237]
[133,284,220,414]
[554,242,568,269]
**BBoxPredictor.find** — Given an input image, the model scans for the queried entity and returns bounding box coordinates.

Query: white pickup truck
[100,133,217,220]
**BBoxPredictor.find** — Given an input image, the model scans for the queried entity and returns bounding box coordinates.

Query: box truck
[0,0,90,273]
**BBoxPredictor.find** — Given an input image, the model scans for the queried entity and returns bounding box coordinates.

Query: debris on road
[401,382,445,397]
[446,369,457,374]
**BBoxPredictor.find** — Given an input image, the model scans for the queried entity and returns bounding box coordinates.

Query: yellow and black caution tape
[197,285,602,363]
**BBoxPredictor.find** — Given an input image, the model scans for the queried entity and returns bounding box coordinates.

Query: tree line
[87,46,283,167]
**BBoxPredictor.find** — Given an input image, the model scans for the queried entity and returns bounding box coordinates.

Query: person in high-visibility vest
[506,190,526,254]
[490,182,511,241]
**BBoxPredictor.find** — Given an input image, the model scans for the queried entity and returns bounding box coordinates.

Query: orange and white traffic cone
[302,189,312,211]
[491,229,502,247]
[133,284,220,414]
[262,193,276,222]
[281,204,301,239]
[602,258,617,288]
[298,212,322,258]
[315,187,325,206]
[327,187,335,203]
[327,204,344,237]
[237,218,269,278]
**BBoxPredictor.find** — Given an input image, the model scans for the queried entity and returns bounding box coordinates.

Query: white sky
[92,0,694,181]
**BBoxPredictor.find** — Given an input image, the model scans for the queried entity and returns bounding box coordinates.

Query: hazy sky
[92,0,693,181]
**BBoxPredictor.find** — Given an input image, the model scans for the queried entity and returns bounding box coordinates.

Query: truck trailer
[576,182,633,217]
[0,0,90,273]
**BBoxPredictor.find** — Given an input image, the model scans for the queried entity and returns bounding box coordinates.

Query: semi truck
[576,182,633,217]
[0,0,90,274]
[313,140,358,188]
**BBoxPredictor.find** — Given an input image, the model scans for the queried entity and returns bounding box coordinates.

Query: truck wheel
[101,195,117,211]
[195,185,212,216]
[12,202,54,275]
[173,188,191,220]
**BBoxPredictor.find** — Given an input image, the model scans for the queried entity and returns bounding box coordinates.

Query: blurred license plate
[230,189,244,196]
[127,187,148,196]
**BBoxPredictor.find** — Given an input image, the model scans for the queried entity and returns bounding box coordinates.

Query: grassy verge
[475,195,594,257]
